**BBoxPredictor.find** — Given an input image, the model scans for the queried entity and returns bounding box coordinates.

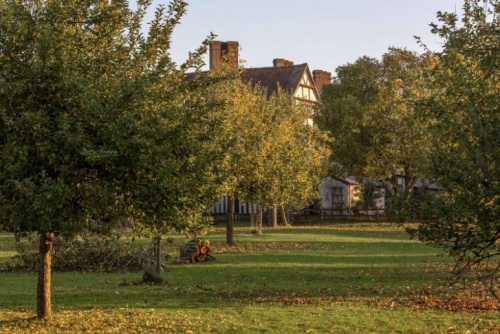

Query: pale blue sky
[145,0,463,74]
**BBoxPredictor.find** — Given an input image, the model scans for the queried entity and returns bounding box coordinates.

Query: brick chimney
[273,58,285,67]
[273,58,294,67]
[210,41,239,70]
[313,70,332,94]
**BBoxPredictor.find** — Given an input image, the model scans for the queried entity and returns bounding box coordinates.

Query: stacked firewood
[176,240,215,264]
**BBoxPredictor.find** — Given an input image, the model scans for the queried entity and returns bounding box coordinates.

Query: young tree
[257,91,329,225]
[208,67,268,245]
[212,72,329,242]
[396,0,500,294]
[236,89,329,229]
[0,0,225,317]
[316,48,432,201]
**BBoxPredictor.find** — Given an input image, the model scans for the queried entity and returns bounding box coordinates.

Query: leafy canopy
[0,0,226,238]
[211,68,329,210]
[316,48,433,199]
[396,0,500,285]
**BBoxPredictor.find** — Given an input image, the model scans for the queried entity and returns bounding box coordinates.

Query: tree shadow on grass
[0,258,454,311]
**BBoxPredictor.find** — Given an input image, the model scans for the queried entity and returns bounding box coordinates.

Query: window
[304,103,313,116]
[332,187,343,209]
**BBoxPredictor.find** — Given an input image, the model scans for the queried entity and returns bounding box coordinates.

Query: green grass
[0,223,499,333]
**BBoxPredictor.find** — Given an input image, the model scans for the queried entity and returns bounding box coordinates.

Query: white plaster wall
[319,177,350,210]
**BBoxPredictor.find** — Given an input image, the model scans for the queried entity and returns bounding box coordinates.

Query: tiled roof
[183,64,309,98]
[183,71,207,81]
[335,177,359,186]
[241,64,308,97]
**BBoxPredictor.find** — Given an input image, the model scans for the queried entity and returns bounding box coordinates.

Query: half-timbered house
[201,41,331,216]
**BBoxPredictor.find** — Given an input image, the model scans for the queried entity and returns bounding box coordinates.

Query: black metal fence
[209,208,389,225]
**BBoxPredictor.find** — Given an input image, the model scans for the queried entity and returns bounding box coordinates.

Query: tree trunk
[280,204,288,226]
[257,205,263,230]
[14,229,21,244]
[267,206,278,228]
[37,231,53,319]
[226,194,234,246]
[154,238,162,274]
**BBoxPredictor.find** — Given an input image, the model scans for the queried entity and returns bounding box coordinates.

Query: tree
[207,66,267,245]
[353,179,384,212]
[395,0,500,295]
[316,48,432,201]
[212,72,329,242]
[235,89,329,229]
[0,0,225,317]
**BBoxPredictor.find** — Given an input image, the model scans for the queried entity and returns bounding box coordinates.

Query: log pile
[176,240,215,264]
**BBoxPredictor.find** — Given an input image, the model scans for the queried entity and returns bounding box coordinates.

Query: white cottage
[319,177,359,215]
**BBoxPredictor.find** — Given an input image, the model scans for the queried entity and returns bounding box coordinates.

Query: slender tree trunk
[280,204,288,226]
[257,205,263,231]
[14,229,21,244]
[227,194,234,246]
[37,231,53,319]
[268,206,278,228]
[288,207,294,225]
[155,238,162,274]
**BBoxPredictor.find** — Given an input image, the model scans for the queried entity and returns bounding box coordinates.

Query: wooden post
[37,231,53,319]
[227,194,234,246]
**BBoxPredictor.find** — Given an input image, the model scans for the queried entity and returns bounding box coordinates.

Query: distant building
[209,41,330,126]
[319,177,360,215]
[188,41,443,217]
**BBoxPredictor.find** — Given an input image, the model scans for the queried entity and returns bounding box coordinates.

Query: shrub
[6,232,173,272]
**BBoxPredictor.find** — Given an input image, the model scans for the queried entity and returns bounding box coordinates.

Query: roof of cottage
[183,63,315,99]
[241,64,308,97]
[335,177,360,186]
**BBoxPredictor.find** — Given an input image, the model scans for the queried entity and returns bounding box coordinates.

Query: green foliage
[396,0,500,290]
[353,179,384,211]
[212,72,330,211]
[0,0,226,238]
[5,232,172,272]
[317,48,432,199]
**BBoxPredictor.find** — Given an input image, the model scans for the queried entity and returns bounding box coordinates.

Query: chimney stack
[273,58,285,67]
[210,41,239,70]
[313,70,332,94]
[273,58,294,67]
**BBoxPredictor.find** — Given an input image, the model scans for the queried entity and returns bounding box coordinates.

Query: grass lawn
[0,222,499,333]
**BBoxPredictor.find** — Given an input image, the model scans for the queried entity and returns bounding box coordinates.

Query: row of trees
[0,0,328,318]
[211,68,328,244]
[317,0,500,292]
[316,48,432,201]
